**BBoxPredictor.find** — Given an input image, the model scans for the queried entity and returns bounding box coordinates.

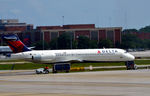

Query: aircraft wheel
[53,71,57,73]
[66,70,69,73]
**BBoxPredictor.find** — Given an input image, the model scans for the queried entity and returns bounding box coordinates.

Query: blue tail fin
[1,34,31,53]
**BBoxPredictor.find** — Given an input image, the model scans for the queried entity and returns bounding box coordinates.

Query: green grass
[87,68,126,71]
[0,59,150,70]
[0,63,52,70]
[0,59,25,62]
[70,68,126,73]
[71,62,125,67]
[135,60,150,65]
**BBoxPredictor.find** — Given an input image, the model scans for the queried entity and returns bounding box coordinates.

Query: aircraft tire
[53,71,57,73]
[66,70,69,73]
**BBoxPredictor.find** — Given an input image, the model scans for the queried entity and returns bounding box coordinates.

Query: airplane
[1,34,135,64]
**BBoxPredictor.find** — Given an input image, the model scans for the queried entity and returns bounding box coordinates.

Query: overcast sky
[0,0,150,29]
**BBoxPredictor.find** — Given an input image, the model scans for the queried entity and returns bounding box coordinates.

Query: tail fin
[1,34,31,53]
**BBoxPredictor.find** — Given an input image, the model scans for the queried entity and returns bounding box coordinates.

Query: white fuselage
[12,48,135,64]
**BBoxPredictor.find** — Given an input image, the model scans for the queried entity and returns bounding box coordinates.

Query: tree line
[32,25,150,50]
[32,33,114,50]
[123,25,150,33]
[122,25,150,49]
[2,33,149,50]
[121,34,150,49]
[32,32,150,50]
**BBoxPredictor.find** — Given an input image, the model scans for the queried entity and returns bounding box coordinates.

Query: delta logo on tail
[1,34,31,53]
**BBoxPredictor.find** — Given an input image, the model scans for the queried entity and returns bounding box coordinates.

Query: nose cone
[127,53,135,61]
[11,53,23,59]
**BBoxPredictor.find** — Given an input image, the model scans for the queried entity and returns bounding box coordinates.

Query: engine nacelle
[40,53,56,63]
[32,54,41,61]
[23,51,56,63]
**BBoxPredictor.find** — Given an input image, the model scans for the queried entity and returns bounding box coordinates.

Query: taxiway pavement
[0,70,150,96]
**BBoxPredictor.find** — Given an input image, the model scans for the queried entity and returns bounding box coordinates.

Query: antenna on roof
[62,16,64,26]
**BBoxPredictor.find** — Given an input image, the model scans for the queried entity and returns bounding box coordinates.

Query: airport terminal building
[37,24,122,44]
[0,19,122,46]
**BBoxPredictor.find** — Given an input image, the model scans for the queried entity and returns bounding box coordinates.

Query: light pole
[43,31,44,50]
[70,33,72,49]
[62,16,64,26]
[0,32,4,46]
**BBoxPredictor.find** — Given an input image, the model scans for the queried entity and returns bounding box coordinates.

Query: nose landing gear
[125,61,137,70]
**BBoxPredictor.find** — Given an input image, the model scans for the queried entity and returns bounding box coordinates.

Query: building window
[91,31,98,40]
[66,31,74,40]
[107,30,114,42]
[51,32,58,40]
